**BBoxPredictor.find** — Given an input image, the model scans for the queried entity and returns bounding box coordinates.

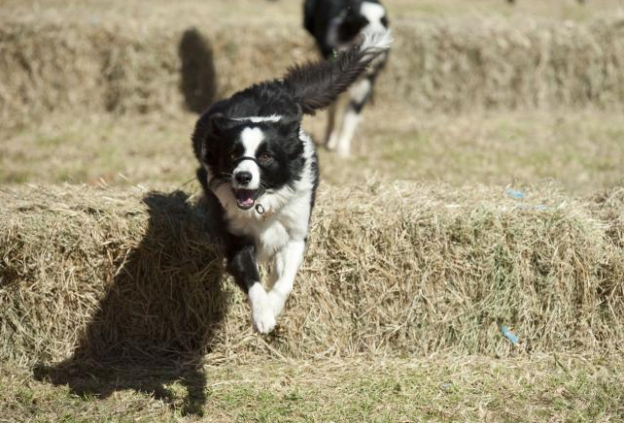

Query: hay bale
[0,20,312,123]
[1,183,623,366]
[2,15,624,122]
[389,15,624,111]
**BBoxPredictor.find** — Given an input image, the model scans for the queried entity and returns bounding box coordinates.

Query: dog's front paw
[249,284,276,334]
[252,306,276,334]
[267,291,287,319]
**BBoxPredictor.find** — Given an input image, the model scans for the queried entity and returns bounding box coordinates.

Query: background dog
[192,32,392,333]
[304,0,390,157]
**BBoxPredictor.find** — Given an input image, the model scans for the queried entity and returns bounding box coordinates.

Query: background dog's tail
[283,30,393,115]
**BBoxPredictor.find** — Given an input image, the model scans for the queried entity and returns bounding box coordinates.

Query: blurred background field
[2,0,624,192]
[1,0,624,421]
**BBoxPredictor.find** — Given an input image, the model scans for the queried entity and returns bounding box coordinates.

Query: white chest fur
[227,191,312,262]
[208,128,317,262]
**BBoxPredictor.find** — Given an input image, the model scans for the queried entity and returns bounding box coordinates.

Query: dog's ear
[208,113,238,135]
[192,112,236,162]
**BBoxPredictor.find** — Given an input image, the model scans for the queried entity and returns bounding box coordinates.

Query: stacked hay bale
[2,15,624,122]
[1,183,623,365]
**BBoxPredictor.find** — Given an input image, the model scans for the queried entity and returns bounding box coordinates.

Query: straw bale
[1,183,623,366]
[2,15,624,123]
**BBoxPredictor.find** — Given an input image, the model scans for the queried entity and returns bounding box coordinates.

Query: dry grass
[2,1,624,121]
[1,182,623,367]
[322,110,624,192]
[2,110,623,193]
[2,355,623,422]
[4,0,623,23]
[2,2,624,420]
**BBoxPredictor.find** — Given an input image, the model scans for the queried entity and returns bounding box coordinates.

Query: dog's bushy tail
[283,30,393,115]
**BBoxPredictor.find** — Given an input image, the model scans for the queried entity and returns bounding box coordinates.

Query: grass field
[2,0,624,422]
[3,356,623,422]
[2,110,623,193]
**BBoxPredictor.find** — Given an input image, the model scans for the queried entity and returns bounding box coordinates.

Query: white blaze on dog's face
[198,113,306,213]
[231,127,264,209]
[360,2,388,34]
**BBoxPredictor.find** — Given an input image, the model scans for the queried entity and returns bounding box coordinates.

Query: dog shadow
[34,190,227,416]
[179,28,218,114]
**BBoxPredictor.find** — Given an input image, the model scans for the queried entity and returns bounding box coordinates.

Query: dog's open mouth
[234,189,258,210]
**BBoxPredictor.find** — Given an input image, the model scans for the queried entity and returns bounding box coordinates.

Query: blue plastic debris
[506,189,524,200]
[501,325,519,345]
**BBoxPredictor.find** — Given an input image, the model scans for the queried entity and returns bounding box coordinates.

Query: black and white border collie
[192,32,392,333]
[304,0,390,157]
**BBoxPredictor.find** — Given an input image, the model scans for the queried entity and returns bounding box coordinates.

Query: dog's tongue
[236,190,256,209]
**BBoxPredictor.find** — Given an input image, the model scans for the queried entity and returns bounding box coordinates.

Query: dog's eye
[259,153,273,165]
[230,151,237,161]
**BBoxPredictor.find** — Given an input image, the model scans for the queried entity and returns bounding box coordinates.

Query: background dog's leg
[335,77,372,157]
[267,240,306,319]
[325,101,338,150]
[227,241,275,334]
[335,104,361,157]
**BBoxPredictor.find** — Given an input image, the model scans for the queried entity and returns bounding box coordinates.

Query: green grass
[3,110,622,193]
[2,356,622,422]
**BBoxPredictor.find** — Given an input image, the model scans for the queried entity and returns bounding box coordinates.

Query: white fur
[240,127,264,156]
[323,6,391,157]
[267,240,306,318]
[349,78,372,104]
[359,24,393,55]
[328,78,371,157]
[326,5,392,55]
[248,282,275,334]
[233,115,283,123]
[212,129,316,332]
[360,2,387,33]
[335,107,361,157]
[209,128,316,263]
[233,127,264,190]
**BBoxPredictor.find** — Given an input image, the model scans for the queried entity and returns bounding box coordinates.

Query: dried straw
[2,14,624,123]
[1,182,623,366]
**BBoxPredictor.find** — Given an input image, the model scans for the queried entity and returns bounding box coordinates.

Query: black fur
[283,43,383,115]
[225,235,260,294]
[193,37,388,296]
[304,0,389,58]
[194,113,305,196]
[303,0,390,155]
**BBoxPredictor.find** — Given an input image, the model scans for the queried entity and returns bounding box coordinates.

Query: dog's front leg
[267,240,306,319]
[226,239,276,334]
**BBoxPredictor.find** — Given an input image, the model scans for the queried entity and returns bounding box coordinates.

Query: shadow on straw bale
[3,183,624,367]
[179,27,218,114]
[3,15,624,121]
[33,190,227,416]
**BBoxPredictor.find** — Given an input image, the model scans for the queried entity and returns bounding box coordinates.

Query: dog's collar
[255,203,273,217]
[255,202,274,221]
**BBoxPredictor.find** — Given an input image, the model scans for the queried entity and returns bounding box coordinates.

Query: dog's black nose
[235,171,253,186]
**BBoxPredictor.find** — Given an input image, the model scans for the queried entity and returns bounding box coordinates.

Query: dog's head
[193,111,305,213]
[338,1,389,46]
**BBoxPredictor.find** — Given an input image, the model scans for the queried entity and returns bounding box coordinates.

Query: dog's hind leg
[267,240,306,319]
[335,76,372,157]
[324,101,339,150]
